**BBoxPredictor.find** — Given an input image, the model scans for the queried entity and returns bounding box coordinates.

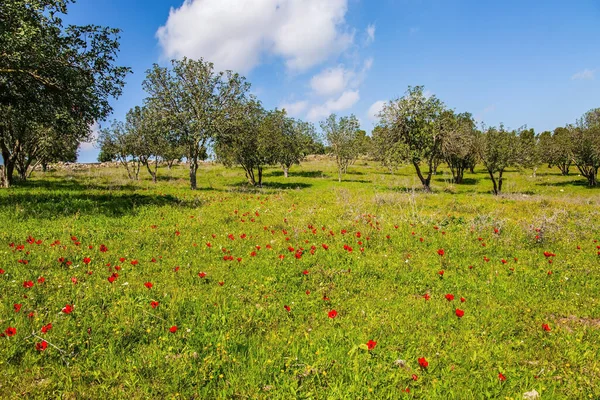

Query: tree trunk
[454,167,464,184]
[532,167,537,178]
[257,166,263,187]
[283,166,289,178]
[412,161,431,192]
[189,158,198,190]
[498,169,504,193]
[338,168,342,183]
[559,163,569,176]
[42,163,48,172]
[487,169,499,195]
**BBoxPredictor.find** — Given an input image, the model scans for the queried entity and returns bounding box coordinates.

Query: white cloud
[307,90,360,121]
[310,66,353,97]
[367,100,386,121]
[366,24,376,44]
[79,123,99,151]
[571,68,595,80]
[156,0,353,73]
[280,100,309,117]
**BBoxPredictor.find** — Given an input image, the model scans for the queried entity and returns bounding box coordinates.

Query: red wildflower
[4,326,16,337]
[23,280,34,288]
[302,269,309,275]
[169,326,178,333]
[144,282,153,289]
[71,277,78,284]
[423,293,431,301]
[36,341,48,351]
[412,374,418,381]
[100,244,108,253]
[445,294,454,301]
[455,309,465,318]
[0,268,4,274]
[218,281,224,286]
[460,297,466,303]
[542,323,551,332]
[83,257,91,264]
[418,357,428,368]
[41,323,52,334]
[438,270,444,276]
[62,304,73,314]
[306,290,311,295]
[498,373,506,381]
[328,310,338,319]
[366,340,377,350]
[130,260,138,265]
[322,243,329,250]
[151,301,159,309]
[284,305,291,312]
[437,249,445,256]
[14,303,22,312]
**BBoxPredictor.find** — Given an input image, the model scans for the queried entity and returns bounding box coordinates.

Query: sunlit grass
[0,160,599,399]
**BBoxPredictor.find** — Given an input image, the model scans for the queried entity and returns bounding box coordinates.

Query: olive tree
[143,58,249,190]
[477,124,519,195]
[571,108,600,186]
[377,86,446,191]
[0,0,130,187]
[440,111,477,183]
[320,114,363,182]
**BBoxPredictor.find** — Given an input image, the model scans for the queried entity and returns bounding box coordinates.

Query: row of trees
[371,86,600,193]
[99,58,322,188]
[0,0,130,187]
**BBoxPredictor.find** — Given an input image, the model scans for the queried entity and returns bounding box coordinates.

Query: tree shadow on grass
[13,178,138,192]
[536,179,599,189]
[228,180,312,192]
[0,191,201,219]
[432,177,480,185]
[264,170,328,178]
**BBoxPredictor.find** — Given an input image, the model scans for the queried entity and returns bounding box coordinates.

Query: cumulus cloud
[367,100,386,121]
[307,90,360,121]
[571,68,595,80]
[310,66,353,97]
[280,100,309,117]
[156,0,353,73]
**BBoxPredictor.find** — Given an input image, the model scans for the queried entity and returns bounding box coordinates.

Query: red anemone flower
[284,305,291,312]
[36,341,48,351]
[445,294,454,301]
[455,309,465,318]
[4,326,17,337]
[328,310,338,319]
[62,304,73,314]
[366,340,377,350]
[144,282,153,289]
[151,301,159,309]
[498,373,506,381]
[169,325,178,333]
[542,323,551,332]
[418,357,428,368]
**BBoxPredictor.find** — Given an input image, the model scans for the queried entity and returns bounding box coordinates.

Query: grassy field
[1,160,599,399]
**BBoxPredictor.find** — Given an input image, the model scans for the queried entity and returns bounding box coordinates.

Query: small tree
[214,98,266,186]
[517,127,542,177]
[440,111,477,183]
[320,114,363,182]
[543,127,573,175]
[378,86,446,191]
[98,120,139,180]
[571,108,600,186]
[370,125,406,173]
[477,124,519,195]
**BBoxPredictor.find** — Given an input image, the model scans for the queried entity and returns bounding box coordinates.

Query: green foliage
[142,58,250,190]
[477,125,520,194]
[0,0,130,187]
[320,113,364,182]
[378,86,446,191]
[440,111,478,184]
[572,108,600,186]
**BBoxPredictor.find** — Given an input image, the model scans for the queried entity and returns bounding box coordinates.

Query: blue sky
[66,0,600,162]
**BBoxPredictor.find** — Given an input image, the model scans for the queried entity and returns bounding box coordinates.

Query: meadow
[1,159,599,399]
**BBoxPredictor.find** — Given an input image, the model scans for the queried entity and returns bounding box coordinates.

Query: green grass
[1,160,599,399]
